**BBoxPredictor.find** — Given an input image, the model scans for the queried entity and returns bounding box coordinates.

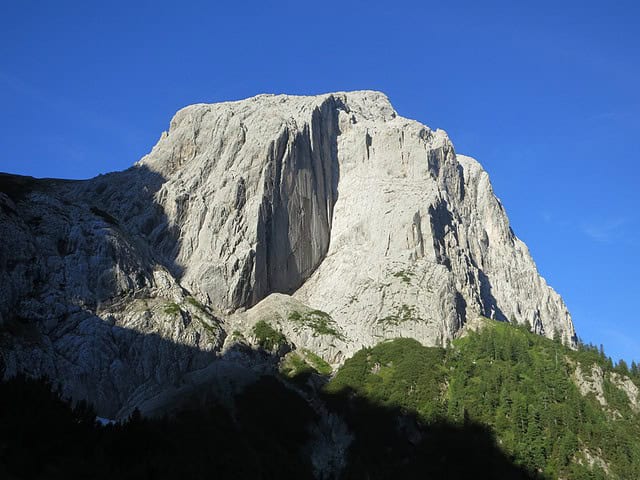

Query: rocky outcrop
[0,91,576,416]
[572,361,640,415]
[573,363,608,407]
[610,372,640,412]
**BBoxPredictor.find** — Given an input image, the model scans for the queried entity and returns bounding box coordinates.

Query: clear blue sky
[1,1,638,363]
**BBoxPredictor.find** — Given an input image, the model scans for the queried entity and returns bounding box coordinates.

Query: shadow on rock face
[0,165,183,314]
[251,96,343,306]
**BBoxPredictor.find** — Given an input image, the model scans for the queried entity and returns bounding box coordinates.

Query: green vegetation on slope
[376,303,421,327]
[393,269,413,284]
[185,296,206,312]
[326,320,640,479]
[326,338,446,421]
[280,349,333,379]
[163,302,181,315]
[288,309,345,339]
[301,349,332,376]
[252,320,287,351]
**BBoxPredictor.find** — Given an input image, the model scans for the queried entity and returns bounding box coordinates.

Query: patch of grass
[194,316,219,339]
[231,330,246,341]
[163,302,181,315]
[186,296,207,312]
[253,321,287,351]
[288,310,345,340]
[377,304,420,326]
[302,349,332,376]
[183,297,219,337]
[280,352,315,379]
[280,350,332,379]
[393,269,413,285]
[289,311,302,322]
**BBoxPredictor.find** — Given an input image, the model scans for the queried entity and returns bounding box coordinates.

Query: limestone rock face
[128,94,343,312]
[0,91,576,416]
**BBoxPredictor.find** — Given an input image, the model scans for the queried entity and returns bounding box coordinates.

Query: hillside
[2,320,637,479]
[327,320,640,478]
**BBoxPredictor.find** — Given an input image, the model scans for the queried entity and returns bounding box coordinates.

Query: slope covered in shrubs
[326,319,640,479]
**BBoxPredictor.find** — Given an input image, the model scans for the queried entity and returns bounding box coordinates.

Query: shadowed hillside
[2,317,639,478]
[0,343,535,480]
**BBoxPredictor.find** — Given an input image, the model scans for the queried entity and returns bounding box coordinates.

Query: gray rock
[0,91,576,416]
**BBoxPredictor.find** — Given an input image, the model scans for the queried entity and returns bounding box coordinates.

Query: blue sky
[1,1,638,362]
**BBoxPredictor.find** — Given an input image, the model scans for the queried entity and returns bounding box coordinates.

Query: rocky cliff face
[0,91,576,417]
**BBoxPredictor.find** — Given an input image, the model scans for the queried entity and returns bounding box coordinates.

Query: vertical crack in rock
[428,199,454,271]
[251,96,343,305]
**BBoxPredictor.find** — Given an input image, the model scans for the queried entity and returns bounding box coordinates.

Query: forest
[1,319,638,479]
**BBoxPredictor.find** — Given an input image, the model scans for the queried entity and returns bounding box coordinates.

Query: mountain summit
[0,91,575,417]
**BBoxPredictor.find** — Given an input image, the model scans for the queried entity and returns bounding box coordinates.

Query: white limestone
[0,91,576,416]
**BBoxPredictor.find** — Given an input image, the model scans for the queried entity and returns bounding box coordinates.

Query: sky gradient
[1,0,638,362]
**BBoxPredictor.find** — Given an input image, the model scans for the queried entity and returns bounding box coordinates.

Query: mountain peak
[0,91,575,417]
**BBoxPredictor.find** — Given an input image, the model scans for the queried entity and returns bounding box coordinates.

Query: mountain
[0,91,575,419]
